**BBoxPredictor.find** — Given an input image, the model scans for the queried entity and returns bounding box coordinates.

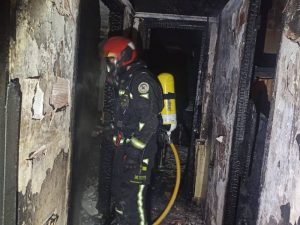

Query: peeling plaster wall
[257,2,300,224]
[205,0,250,224]
[9,0,79,224]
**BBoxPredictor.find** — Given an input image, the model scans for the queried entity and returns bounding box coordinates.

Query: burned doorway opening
[142,27,203,193]
[69,0,132,224]
[144,28,201,147]
[130,15,211,223]
[68,0,103,224]
[222,0,284,224]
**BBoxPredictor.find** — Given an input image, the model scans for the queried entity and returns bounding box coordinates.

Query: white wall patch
[32,82,44,120]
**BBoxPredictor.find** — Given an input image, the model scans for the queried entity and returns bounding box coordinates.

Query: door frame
[0,1,20,225]
[222,0,262,224]
[132,13,211,200]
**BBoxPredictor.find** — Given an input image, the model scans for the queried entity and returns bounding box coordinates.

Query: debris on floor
[73,142,205,225]
[150,145,205,225]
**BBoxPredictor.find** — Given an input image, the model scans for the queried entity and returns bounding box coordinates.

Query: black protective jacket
[110,61,162,224]
[114,62,163,149]
[112,61,163,162]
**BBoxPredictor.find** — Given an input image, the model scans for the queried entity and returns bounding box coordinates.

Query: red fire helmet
[102,36,137,67]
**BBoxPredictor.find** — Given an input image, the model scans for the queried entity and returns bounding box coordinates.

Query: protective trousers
[111,135,157,225]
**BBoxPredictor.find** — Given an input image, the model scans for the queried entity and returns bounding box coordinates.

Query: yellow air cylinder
[158,73,177,134]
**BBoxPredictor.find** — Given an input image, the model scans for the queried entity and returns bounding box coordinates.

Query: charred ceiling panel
[256,1,300,224]
[131,0,229,16]
[9,0,80,224]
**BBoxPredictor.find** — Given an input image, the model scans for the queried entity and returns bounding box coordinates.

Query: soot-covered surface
[130,0,228,16]
[75,140,204,225]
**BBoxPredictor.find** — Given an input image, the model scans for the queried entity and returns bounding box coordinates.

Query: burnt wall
[256,1,300,224]
[9,0,80,224]
[69,0,101,223]
[205,0,250,224]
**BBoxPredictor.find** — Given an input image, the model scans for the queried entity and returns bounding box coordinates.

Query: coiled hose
[153,143,181,225]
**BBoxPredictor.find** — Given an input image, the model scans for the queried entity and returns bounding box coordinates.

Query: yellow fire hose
[153,142,181,225]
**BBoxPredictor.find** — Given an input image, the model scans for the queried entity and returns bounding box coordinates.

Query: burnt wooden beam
[223,0,261,224]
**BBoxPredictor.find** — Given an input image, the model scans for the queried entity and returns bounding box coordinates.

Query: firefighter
[101,36,163,225]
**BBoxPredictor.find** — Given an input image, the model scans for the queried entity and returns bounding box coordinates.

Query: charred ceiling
[130,0,229,16]
[102,0,229,16]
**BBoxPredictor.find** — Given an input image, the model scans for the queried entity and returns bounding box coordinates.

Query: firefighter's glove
[92,123,114,139]
[112,131,130,147]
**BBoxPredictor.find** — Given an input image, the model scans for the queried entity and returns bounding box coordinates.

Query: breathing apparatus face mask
[99,56,118,86]
[98,41,118,86]
[105,57,118,84]
[104,56,128,86]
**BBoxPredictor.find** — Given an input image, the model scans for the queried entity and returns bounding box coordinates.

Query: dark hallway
[2,0,300,225]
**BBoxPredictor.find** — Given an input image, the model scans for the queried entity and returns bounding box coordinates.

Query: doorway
[68,0,102,224]
[132,17,208,223]
[145,28,201,145]
[223,0,284,224]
